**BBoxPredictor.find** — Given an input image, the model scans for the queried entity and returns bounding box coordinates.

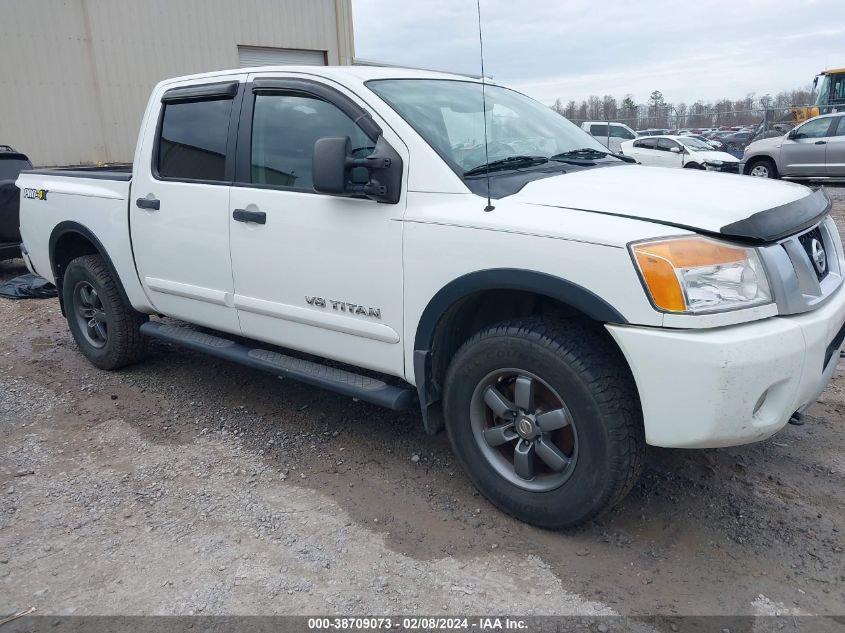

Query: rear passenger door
[131,77,246,334]
[227,74,408,377]
[627,138,660,165]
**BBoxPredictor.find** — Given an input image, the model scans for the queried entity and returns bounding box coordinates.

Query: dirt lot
[2,186,844,617]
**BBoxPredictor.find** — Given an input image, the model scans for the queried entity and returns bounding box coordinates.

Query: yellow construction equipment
[788,68,845,122]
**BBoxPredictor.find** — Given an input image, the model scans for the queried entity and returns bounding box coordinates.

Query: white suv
[580,121,637,153]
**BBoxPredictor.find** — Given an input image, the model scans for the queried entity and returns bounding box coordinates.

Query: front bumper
[704,162,740,173]
[607,285,845,448]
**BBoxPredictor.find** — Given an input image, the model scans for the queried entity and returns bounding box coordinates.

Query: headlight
[631,236,772,313]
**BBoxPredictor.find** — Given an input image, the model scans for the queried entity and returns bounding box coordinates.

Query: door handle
[233,209,267,224]
[815,140,827,145]
[136,197,160,210]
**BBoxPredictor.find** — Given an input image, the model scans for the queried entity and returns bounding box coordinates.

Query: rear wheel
[746,158,777,178]
[63,254,148,370]
[443,318,644,529]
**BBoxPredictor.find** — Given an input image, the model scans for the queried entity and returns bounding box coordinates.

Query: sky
[351,0,845,106]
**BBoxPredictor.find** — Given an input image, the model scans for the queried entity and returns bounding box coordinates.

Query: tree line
[552,86,816,129]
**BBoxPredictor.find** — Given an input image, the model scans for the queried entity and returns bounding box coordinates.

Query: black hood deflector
[528,186,831,246]
[719,187,831,242]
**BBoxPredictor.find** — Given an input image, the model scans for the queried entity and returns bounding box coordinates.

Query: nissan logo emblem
[811,238,827,275]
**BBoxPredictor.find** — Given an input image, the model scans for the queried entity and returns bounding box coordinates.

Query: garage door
[237,46,327,67]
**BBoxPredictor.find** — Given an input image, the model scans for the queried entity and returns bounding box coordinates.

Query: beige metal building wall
[0,0,355,166]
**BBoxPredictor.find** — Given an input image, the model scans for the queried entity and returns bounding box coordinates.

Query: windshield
[367,79,611,175]
[677,137,713,151]
[815,75,831,107]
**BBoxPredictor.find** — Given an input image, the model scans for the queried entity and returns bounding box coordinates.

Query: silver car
[740,113,845,179]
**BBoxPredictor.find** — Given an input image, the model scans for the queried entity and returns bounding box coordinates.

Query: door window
[831,116,845,137]
[157,99,233,181]
[250,92,373,190]
[656,138,680,152]
[794,118,834,139]
[634,138,658,149]
[590,124,609,136]
[610,125,636,139]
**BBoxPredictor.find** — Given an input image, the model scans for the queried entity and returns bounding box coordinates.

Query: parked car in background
[0,145,33,260]
[681,133,726,150]
[741,112,845,179]
[579,121,637,153]
[721,131,755,153]
[620,135,740,172]
[636,128,670,137]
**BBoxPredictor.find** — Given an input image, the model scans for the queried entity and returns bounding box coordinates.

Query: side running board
[139,321,414,411]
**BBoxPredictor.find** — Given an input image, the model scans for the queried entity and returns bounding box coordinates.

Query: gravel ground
[1,184,844,617]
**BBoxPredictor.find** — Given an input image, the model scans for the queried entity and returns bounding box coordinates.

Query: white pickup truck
[17,66,845,528]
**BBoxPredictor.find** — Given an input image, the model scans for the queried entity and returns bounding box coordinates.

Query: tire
[443,318,644,529]
[63,254,148,370]
[745,158,777,179]
[683,162,704,169]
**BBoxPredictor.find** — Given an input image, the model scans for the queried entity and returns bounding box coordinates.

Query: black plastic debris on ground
[0,273,57,300]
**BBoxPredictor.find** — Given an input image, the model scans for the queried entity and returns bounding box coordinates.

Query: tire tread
[445,317,645,527]
[64,254,147,370]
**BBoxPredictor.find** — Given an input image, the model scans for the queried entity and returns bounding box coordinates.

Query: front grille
[760,216,843,316]
[798,227,830,282]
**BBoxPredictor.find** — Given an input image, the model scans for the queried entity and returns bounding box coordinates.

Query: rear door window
[634,138,658,149]
[157,98,233,181]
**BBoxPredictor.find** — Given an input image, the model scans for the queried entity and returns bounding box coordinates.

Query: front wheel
[443,318,644,529]
[63,254,148,370]
[746,158,777,178]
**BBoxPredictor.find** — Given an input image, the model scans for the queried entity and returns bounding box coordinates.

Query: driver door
[826,115,845,177]
[780,117,835,176]
[655,138,684,168]
[227,74,408,376]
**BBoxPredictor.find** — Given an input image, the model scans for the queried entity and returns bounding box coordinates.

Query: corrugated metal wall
[0,0,355,166]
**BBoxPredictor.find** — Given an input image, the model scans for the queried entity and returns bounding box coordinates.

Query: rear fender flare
[48,221,131,315]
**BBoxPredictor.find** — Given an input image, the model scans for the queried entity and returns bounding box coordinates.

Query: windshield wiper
[551,148,614,159]
[464,155,549,177]
[551,148,635,164]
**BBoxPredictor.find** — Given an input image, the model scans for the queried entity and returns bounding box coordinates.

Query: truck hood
[510,164,830,242]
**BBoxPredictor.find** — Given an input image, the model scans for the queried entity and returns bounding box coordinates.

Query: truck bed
[16,166,139,299]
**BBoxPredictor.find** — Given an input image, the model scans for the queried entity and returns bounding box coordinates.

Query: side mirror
[670,146,681,153]
[313,135,403,204]
[787,129,799,140]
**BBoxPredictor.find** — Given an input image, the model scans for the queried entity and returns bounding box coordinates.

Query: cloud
[352,0,845,105]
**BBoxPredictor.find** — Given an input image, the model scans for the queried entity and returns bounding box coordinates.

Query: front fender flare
[412,268,628,433]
